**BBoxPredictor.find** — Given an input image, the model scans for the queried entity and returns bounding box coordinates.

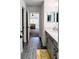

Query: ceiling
[24,0,44,7]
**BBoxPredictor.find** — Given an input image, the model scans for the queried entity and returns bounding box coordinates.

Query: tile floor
[21,37,41,59]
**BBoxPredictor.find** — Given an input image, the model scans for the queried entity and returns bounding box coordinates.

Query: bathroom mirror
[47,12,55,22]
[47,12,59,22]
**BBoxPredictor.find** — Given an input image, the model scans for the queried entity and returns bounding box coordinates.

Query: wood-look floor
[36,49,51,59]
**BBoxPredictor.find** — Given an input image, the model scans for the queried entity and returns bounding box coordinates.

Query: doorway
[29,12,40,37]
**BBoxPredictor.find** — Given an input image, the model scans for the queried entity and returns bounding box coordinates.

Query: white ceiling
[24,0,44,7]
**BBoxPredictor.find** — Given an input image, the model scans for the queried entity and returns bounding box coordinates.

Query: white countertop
[45,28,58,42]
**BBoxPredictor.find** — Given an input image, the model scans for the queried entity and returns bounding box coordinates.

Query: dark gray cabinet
[45,31,58,59]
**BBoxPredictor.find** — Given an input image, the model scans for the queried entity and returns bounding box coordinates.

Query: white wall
[20,0,27,53]
[44,0,58,27]
[40,0,58,46]
[40,3,46,46]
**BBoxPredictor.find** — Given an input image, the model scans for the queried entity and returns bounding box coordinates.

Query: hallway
[21,37,42,59]
[21,0,58,59]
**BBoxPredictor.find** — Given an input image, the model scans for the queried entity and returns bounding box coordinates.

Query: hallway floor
[21,37,42,59]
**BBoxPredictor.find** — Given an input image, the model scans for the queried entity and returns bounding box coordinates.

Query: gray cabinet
[46,31,58,59]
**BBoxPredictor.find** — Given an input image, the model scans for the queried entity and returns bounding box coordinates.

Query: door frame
[22,7,24,48]
[26,11,28,43]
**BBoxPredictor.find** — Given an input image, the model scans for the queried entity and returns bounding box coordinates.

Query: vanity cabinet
[45,31,58,59]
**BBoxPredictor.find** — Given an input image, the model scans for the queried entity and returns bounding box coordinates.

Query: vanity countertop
[45,28,58,42]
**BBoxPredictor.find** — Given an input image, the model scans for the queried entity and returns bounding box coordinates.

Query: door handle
[20,35,23,38]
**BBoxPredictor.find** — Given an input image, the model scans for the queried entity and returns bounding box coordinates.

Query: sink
[53,26,58,32]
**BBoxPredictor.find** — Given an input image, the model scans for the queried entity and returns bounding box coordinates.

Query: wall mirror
[47,12,59,22]
[47,12,55,22]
